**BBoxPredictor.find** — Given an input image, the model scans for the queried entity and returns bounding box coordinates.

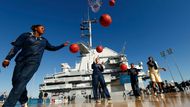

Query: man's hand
[162,68,166,71]
[158,68,166,71]
[63,41,70,47]
[101,61,105,65]
[2,60,10,68]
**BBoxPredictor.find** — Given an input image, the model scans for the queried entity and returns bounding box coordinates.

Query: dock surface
[1,92,190,107]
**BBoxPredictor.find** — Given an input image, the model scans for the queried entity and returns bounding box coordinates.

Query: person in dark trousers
[127,63,141,100]
[91,57,111,103]
[2,24,69,107]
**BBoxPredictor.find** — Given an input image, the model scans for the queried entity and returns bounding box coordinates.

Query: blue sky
[0,0,190,97]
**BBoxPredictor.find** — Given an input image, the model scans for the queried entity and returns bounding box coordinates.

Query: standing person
[43,92,48,104]
[38,91,43,104]
[91,57,111,103]
[127,63,141,100]
[2,24,69,107]
[147,56,166,95]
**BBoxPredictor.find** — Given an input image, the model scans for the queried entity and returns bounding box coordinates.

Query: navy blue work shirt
[91,62,104,75]
[5,32,65,63]
[127,68,140,83]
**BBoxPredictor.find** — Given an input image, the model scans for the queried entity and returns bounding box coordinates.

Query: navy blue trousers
[92,74,111,100]
[3,61,40,107]
[131,82,141,97]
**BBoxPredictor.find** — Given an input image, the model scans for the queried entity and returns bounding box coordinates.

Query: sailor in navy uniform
[127,63,141,99]
[2,25,69,107]
[91,57,111,103]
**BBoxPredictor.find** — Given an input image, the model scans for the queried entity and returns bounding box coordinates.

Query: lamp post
[160,51,175,82]
[166,48,184,82]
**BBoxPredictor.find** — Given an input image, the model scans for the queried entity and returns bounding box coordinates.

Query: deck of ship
[1,92,190,107]
[50,92,190,107]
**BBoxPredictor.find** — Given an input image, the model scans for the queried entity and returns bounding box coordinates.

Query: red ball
[69,44,80,53]
[99,14,112,27]
[96,45,104,53]
[120,63,128,71]
[109,0,115,6]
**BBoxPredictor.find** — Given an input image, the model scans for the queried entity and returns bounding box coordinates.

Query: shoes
[107,98,112,104]
[107,98,112,100]
[154,92,158,96]
[136,96,141,100]
[101,98,105,101]
[21,103,28,107]
[160,93,165,99]
[96,100,101,104]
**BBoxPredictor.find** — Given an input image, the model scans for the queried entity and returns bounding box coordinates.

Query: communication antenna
[121,41,127,54]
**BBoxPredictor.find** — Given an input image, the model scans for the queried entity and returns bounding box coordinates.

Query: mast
[80,7,97,48]
[88,7,92,48]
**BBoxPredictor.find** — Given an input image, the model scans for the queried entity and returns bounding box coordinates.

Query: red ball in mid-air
[96,45,104,53]
[69,44,80,53]
[120,63,128,71]
[109,0,115,6]
[99,14,112,27]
